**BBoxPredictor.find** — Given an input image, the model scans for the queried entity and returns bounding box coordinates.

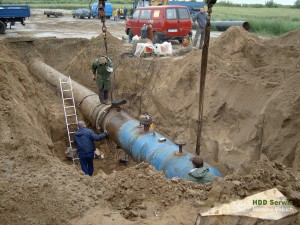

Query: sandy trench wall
[0,43,106,225]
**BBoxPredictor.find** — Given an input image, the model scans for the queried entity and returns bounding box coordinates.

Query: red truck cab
[125,5,192,43]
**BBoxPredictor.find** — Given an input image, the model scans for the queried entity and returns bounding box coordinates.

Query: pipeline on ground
[211,21,250,31]
[28,59,221,179]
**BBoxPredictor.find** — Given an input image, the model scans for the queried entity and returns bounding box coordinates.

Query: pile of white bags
[134,42,173,57]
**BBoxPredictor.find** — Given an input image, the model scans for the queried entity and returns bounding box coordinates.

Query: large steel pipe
[211,21,250,31]
[28,59,110,127]
[29,59,221,178]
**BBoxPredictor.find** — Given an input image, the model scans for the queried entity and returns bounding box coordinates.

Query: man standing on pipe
[92,56,114,105]
[74,121,108,176]
[193,7,208,50]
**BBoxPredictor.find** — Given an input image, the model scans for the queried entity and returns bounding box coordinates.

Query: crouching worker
[183,156,215,184]
[92,56,114,105]
[74,121,108,176]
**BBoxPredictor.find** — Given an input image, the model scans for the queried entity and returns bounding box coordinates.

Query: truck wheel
[47,15,50,18]
[128,29,133,42]
[0,21,6,34]
[153,33,161,44]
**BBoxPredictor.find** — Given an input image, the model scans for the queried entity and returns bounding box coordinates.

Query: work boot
[104,100,111,105]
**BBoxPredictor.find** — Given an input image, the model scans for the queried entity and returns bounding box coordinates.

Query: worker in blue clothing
[74,121,108,176]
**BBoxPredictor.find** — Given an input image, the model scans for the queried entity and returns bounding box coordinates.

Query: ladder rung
[69,131,75,134]
[63,89,71,92]
[61,81,71,84]
[65,106,75,109]
[67,114,76,117]
[67,123,77,125]
[64,98,73,100]
[70,140,74,143]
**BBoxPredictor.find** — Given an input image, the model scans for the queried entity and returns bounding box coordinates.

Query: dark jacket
[184,167,215,184]
[194,12,208,29]
[74,128,107,156]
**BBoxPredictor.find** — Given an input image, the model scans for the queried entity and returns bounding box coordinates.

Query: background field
[1,0,299,36]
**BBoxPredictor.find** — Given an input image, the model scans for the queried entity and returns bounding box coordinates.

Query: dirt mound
[209,160,300,206]
[272,29,300,47]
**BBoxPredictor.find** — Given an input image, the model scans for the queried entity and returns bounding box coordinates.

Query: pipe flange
[91,104,102,126]
[96,104,111,131]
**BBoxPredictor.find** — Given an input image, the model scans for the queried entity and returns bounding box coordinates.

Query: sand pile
[0,27,300,224]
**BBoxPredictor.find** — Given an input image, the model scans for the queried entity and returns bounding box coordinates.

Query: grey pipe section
[28,59,110,128]
[211,21,250,31]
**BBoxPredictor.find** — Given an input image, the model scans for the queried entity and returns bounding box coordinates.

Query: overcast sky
[226,0,295,5]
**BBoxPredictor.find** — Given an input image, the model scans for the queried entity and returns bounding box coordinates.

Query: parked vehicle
[132,0,203,18]
[72,8,91,19]
[0,4,30,34]
[44,11,63,18]
[126,5,192,43]
[91,2,113,19]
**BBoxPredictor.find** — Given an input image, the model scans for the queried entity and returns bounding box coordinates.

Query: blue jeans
[79,152,94,176]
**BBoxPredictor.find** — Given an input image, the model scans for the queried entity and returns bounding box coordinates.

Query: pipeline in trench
[28,59,221,179]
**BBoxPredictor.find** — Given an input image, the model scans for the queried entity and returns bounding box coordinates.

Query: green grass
[211,6,300,36]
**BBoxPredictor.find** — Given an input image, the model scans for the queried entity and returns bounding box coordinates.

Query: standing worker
[113,9,118,21]
[146,20,153,42]
[74,121,108,176]
[124,7,128,17]
[92,56,114,105]
[193,7,208,50]
[183,156,215,184]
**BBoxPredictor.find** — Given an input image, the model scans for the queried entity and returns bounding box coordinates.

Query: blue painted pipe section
[109,114,221,179]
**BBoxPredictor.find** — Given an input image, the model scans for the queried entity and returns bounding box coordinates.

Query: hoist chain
[98,0,108,55]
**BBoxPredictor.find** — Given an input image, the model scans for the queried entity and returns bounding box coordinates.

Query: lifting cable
[97,0,118,157]
[195,0,217,156]
[98,0,116,102]
[98,0,108,55]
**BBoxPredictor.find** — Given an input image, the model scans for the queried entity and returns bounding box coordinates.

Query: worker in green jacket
[184,156,215,184]
[92,56,114,105]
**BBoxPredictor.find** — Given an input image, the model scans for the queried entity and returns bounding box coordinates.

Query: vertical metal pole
[195,2,216,156]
